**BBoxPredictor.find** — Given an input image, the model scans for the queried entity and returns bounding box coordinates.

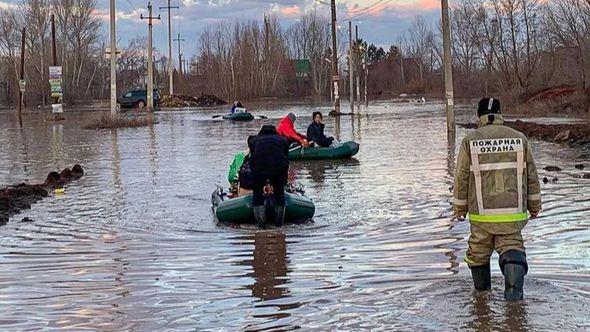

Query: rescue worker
[453,97,541,301]
[277,113,310,147]
[250,125,289,228]
[307,111,334,147]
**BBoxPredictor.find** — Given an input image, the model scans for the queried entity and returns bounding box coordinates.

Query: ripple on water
[0,103,588,330]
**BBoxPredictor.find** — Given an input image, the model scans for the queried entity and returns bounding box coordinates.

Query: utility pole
[174,33,185,76]
[264,13,270,95]
[330,0,340,114]
[18,27,25,127]
[50,13,63,116]
[348,21,354,113]
[355,25,360,105]
[364,51,368,107]
[141,2,160,112]
[441,0,455,133]
[109,0,117,119]
[160,0,178,96]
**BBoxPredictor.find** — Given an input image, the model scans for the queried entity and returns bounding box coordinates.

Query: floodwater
[0,101,588,331]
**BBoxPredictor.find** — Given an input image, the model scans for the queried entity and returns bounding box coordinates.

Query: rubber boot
[499,250,528,301]
[253,206,266,229]
[470,264,491,291]
[274,205,285,227]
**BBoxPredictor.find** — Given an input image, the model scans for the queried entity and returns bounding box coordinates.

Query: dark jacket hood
[258,125,278,135]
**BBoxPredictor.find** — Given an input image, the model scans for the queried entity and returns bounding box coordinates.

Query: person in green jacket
[228,136,255,196]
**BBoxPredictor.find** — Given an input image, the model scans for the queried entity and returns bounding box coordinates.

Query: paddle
[258,115,268,119]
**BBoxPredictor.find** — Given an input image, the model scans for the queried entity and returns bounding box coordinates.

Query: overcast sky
[2,0,441,58]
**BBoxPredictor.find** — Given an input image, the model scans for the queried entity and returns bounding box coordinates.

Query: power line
[124,0,137,11]
[345,0,394,21]
[347,0,386,14]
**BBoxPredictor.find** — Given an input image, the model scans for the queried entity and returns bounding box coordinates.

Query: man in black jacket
[306,112,334,147]
[250,125,290,227]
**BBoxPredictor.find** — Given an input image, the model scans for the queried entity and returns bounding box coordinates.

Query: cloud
[2,0,442,57]
[275,5,302,17]
[0,0,16,10]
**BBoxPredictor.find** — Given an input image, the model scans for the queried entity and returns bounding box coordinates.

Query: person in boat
[306,111,334,147]
[250,125,289,227]
[453,97,541,301]
[228,136,255,196]
[277,112,310,148]
[230,101,245,114]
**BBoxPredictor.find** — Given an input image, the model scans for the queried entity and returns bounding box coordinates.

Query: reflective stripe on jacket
[453,114,541,233]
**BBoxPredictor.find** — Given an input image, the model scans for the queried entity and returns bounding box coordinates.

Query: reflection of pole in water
[446,130,456,180]
[249,231,289,301]
[110,130,124,218]
[148,124,158,186]
[334,115,341,141]
[51,124,64,170]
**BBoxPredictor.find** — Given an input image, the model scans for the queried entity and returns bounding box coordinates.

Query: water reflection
[302,159,361,185]
[0,102,588,330]
[248,231,290,302]
[465,292,493,331]
[502,302,529,332]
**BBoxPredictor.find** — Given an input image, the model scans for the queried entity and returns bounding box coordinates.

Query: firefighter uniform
[453,98,541,300]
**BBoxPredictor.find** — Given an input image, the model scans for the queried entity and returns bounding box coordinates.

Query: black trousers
[252,170,287,206]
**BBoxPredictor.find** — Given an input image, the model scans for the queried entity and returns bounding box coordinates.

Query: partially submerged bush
[83,114,155,129]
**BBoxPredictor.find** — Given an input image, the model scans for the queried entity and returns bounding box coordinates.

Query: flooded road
[0,101,588,330]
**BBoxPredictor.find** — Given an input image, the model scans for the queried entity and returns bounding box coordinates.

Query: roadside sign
[51,103,63,114]
[105,48,121,59]
[49,66,62,79]
[49,66,63,98]
[18,79,26,92]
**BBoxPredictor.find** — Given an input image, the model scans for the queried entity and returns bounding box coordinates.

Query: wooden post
[109,0,117,119]
[140,2,160,112]
[159,0,178,96]
[441,0,455,133]
[330,0,340,114]
[18,27,25,128]
[348,21,354,113]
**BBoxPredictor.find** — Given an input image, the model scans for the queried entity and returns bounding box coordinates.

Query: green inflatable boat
[222,112,254,121]
[212,188,315,224]
[289,141,360,161]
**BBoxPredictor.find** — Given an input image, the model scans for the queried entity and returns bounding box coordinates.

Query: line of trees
[0,1,588,107]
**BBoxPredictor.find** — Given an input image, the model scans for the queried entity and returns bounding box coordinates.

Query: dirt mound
[459,121,590,148]
[0,165,85,225]
[527,88,588,103]
[160,94,227,108]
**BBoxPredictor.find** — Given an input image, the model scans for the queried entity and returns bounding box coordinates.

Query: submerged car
[118,89,160,108]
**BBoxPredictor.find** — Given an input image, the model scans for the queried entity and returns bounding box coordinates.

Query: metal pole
[348,21,354,113]
[330,0,340,114]
[18,27,25,127]
[160,1,178,96]
[441,0,455,133]
[109,0,117,119]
